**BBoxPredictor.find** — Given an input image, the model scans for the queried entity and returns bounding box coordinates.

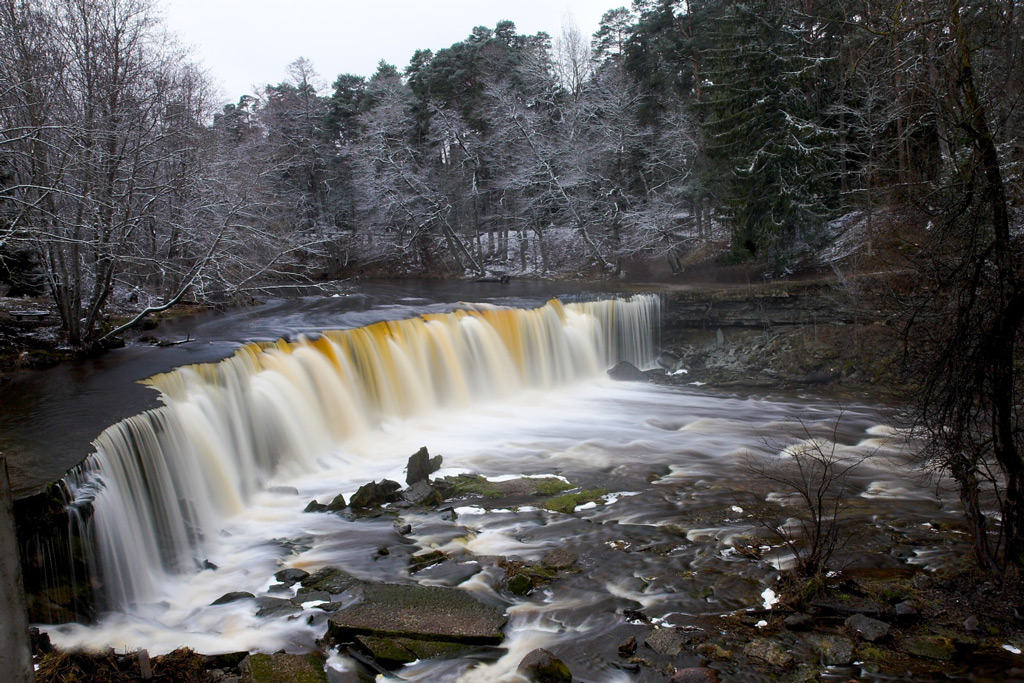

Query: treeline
[1,0,1023,345]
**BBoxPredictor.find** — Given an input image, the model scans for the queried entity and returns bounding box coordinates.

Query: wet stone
[350,479,401,509]
[618,636,637,657]
[608,360,646,381]
[808,635,855,666]
[517,648,572,683]
[670,668,720,683]
[304,500,327,513]
[645,628,691,656]
[963,615,980,632]
[211,591,254,605]
[326,493,347,512]
[275,568,310,585]
[406,446,441,486]
[695,643,731,661]
[241,653,326,683]
[845,613,890,642]
[895,601,919,621]
[255,597,302,618]
[402,480,443,507]
[783,613,813,631]
[541,548,577,570]
[298,567,361,595]
[901,635,956,661]
[743,638,794,669]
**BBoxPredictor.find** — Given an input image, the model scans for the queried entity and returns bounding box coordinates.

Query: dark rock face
[298,567,361,595]
[517,648,572,682]
[743,638,794,668]
[406,446,442,485]
[274,568,310,585]
[845,613,891,642]
[670,668,719,683]
[402,480,443,507]
[211,591,254,605]
[607,360,646,381]
[349,479,402,509]
[241,652,327,683]
[326,493,347,511]
[328,583,507,669]
[808,635,855,666]
[541,548,577,570]
[783,613,813,631]
[304,500,327,513]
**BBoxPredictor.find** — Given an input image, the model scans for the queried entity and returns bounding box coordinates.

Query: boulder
[645,628,692,656]
[607,360,646,381]
[328,583,507,668]
[670,668,719,683]
[402,480,443,507]
[743,638,794,669]
[304,500,327,513]
[406,447,442,485]
[240,653,326,683]
[517,648,572,683]
[349,480,402,509]
[541,548,577,570]
[845,613,890,642]
[211,591,254,605]
[617,636,637,657]
[274,568,310,586]
[326,493,347,512]
[255,596,302,618]
[808,635,855,666]
[298,567,361,595]
[783,613,813,631]
[901,635,956,661]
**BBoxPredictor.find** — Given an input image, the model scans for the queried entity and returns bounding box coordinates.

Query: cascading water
[64,295,661,612]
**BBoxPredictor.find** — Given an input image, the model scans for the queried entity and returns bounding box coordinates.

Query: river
[1,281,969,681]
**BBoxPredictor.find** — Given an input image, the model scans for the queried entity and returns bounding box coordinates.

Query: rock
[353,634,467,668]
[298,567,361,595]
[895,601,919,622]
[783,613,813,631]
[963,615,980,632]
[845,613,890,642]
[402,480,443,507]
[326,493,347,512]
[395,522,412,535]
[618,636,637,657]
[811,598,880,616]
[211,591,254,605]
[202,559,219,570]
[254,596,302,618]
[695,643,731,661]
[901,635,956,661]
[406,446,442,485]
[294,590,331,604]
[808,635,855,666]
[409,549,446,573]
[304,500,327,513]
[349,479,402,509]
[516,648,572,683]
[274,568,310,585]
[376,545,389,557]
[670,668,719,683]
[623,609,650,624]
[240,653,327,683]
[645,628,690,656]
[743,638,794,669]
[508,574,533,596]
[607,360,646,381]
[541,548,577,570]
[328,583,507,666]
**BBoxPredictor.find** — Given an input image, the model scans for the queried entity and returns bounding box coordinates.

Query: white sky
[160,1,613,106]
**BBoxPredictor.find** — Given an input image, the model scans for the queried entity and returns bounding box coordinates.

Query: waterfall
[64,295,660,611]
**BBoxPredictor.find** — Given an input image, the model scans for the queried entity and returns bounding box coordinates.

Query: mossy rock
[437,474,572,500]
[901,635,956,661]
[242,652,327,683]
[542,488,609,513]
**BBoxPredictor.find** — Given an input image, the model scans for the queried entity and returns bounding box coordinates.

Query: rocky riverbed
[28,437,1024,682]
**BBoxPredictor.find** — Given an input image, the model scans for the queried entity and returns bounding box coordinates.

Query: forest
[0,0,1021,345]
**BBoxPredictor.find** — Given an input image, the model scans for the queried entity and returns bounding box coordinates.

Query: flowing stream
[18,285,965,681]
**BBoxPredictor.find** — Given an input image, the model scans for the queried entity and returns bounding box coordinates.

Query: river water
[1,281,970,681]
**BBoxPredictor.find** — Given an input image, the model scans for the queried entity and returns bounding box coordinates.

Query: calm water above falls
[12,283,962,681]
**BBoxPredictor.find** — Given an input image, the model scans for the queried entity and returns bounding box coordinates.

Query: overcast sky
[161,1,613,106]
